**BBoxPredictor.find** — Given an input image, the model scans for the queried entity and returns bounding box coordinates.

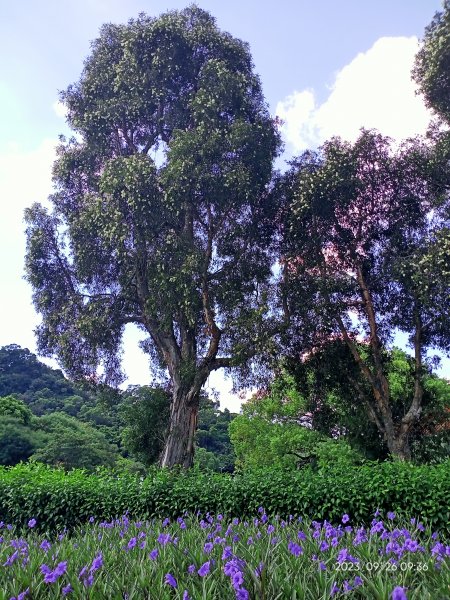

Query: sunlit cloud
[276,37,432,153]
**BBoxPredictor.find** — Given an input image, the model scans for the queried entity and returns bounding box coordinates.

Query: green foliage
[24,6,280,387]
[119,386,170,466]
[412,431,450,465]
[30,413,118,471]
[229,365,366,470]
[280,130,450,460]
[0,345,80,409]
[0,511,448,599]
[24,6,282,467]
[120,388,237,471]
[229,410,364,472]
[195,396,237,472]
[413,0,450,123]
[281,343,450,462]
[0,418,45,466]
[0,461,449,534]
[0,395,33,425]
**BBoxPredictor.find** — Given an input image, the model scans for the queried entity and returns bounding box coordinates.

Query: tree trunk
[385,432,412,461]
[160,385,200,469]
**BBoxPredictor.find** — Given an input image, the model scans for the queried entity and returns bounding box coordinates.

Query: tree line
[22,4,450,467]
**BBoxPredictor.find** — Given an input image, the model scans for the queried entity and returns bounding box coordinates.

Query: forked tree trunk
[160,385,200,469]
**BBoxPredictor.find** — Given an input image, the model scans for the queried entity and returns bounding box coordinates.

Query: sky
[0,0,447,412]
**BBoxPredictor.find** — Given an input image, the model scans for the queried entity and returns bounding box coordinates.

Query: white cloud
[276,37,432,153]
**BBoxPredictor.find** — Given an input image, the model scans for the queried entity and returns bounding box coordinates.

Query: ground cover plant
[1,508,449,599]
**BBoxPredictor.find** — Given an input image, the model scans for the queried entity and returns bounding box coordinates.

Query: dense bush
[0,461,449,535]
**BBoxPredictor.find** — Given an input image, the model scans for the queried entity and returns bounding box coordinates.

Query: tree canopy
[25,6,281,468]
[279,130,450,459]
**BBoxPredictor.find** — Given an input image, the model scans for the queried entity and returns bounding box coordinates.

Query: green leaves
[24,6,281,414]
[413,1,450,124]
[1,461,449,533]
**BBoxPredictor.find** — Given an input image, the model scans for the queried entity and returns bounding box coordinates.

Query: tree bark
[160,384,200,469]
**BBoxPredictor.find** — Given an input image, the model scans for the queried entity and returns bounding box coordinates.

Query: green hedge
[0,460,449,534]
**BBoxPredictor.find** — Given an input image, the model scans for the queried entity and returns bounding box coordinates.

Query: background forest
[1,340,448,474]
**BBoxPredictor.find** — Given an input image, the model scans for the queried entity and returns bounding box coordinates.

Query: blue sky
[0,0,447,410]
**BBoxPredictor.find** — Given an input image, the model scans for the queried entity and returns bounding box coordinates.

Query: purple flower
[354,576,363,587]
[127,537,137,550]
[3,551,19,567]
[288,541,303,556]
[342,514,350,524]
[157,533,171,546]
[183,592,190,600]
[343,580,353,592]
[255,562,264,577]
[320,541,329,552]
[404,539,419,553]
[27,519,36,528]
[267,524,275,534]
[222,546,233,560]
[236,588,249,600]
[165,573,177,588]
[41,564,52,576]
[78,566,88,579]
[62,584,73,596]
[232,571,244,588]
[188,564,196,574]
[371,521,385,534]
[387,512,396,521]
[9,589,30,600]
[54,561,67,576]
[392,586,407,600]
[83,575,94,588]
[40,540,51,552]
[330,583,340,597]
[204,542,214,554]
[90,553,103,573]
[149,548,158,561]
[198,561,211,577]
[319,561,327,571]
[337,548,358,564]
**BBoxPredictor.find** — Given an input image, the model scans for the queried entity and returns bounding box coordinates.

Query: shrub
[0,460,448,534]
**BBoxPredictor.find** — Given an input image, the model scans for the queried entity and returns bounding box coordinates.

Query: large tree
[24,7,280,468]
[280,130,450,460]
